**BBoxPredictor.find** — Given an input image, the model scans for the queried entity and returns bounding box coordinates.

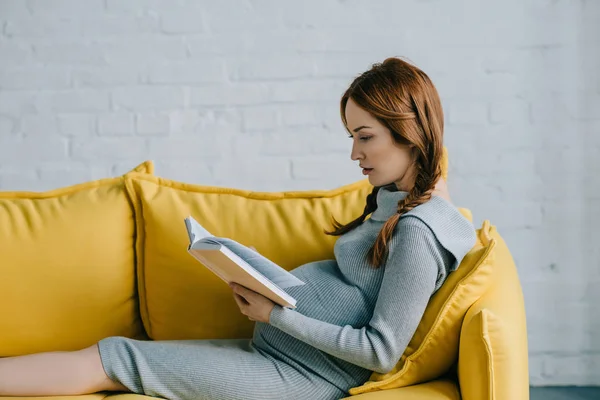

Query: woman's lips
[362,168,373,175]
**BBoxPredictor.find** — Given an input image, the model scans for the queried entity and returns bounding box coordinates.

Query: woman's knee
[79,342,130,393]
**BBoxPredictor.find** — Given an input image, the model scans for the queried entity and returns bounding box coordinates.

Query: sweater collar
[369,183,477,271]
[370,184,408,222]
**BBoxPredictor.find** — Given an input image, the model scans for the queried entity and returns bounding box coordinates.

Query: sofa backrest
[0,162,153,357]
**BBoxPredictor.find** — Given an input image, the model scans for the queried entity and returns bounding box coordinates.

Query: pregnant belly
[284,260,371,327]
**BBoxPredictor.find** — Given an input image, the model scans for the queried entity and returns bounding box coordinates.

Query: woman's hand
[230,282,276,324]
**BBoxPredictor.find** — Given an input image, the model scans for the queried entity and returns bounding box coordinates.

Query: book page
[196,237,305,290]
[184,215,213,244]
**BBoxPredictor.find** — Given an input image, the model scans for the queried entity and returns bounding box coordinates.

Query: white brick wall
[0,0,598,386]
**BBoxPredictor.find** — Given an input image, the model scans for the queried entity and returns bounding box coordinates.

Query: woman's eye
[347,135,372,141]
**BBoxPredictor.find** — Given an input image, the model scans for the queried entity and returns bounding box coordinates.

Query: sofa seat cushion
[344,379,460,400]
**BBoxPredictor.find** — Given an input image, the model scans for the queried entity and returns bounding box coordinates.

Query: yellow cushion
[349,220,497,395]
[0,161,153,357]
[124,146,451,340]
[458,309,496,399]
[458,225,529,400]
[124,173,374,340]
[130,160,154,175]
[343,379,460,400]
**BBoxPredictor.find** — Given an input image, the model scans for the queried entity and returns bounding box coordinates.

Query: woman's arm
[268,217,444,374]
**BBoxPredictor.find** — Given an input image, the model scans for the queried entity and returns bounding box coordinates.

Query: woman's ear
[411,147,419,162]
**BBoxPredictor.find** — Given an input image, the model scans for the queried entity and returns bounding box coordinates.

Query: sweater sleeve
[268,218,444,374]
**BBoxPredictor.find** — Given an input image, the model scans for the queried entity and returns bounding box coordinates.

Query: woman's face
[344,97,416,191]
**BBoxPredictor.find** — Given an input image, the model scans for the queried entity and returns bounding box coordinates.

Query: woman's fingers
[231,282,252,299]
[233,292,248,306]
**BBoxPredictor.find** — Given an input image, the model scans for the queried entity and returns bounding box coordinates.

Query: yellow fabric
[458,225,530,400]
[458,309,495,399]
[124,173,374,340]
[0,379,459,400]
[349,220,497,395]
[0,161,153,357]
[343,379,460,400]
[129,160,154,175]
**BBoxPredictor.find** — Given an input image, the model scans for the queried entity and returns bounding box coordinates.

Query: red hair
[325,57,445,268]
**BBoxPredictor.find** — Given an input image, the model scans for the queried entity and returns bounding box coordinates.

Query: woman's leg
[0,343,129,396]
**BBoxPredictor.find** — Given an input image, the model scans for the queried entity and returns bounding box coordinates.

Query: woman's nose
[350,142,362,161]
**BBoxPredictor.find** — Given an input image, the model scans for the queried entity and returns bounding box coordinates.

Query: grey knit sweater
[253,183,477,391]
[98,183,476,400]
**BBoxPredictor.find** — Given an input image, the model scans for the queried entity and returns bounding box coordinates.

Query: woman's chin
[367,175,383,186]
[368,176,397,189]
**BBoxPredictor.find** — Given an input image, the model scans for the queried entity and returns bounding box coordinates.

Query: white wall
[0,0,598,386]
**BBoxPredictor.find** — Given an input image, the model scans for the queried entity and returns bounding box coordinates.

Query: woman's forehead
[345,99,379,126]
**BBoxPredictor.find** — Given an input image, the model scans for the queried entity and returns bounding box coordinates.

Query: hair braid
[324,186,381,236]
[367,165,441,268]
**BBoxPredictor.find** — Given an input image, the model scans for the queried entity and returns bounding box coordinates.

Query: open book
[184,215,305,309]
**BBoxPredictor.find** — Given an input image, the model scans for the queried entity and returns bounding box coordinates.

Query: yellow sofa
[0,158,529,400]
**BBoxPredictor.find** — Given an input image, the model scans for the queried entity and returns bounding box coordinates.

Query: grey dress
[97,185,477,400]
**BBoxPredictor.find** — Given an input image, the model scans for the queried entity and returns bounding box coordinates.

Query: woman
[0,57,476,400]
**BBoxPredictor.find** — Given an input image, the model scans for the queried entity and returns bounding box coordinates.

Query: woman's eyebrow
[353,125,372,133]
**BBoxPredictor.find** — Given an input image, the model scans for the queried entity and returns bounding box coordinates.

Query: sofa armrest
[458,227,529,400]
[341,378,460,400]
